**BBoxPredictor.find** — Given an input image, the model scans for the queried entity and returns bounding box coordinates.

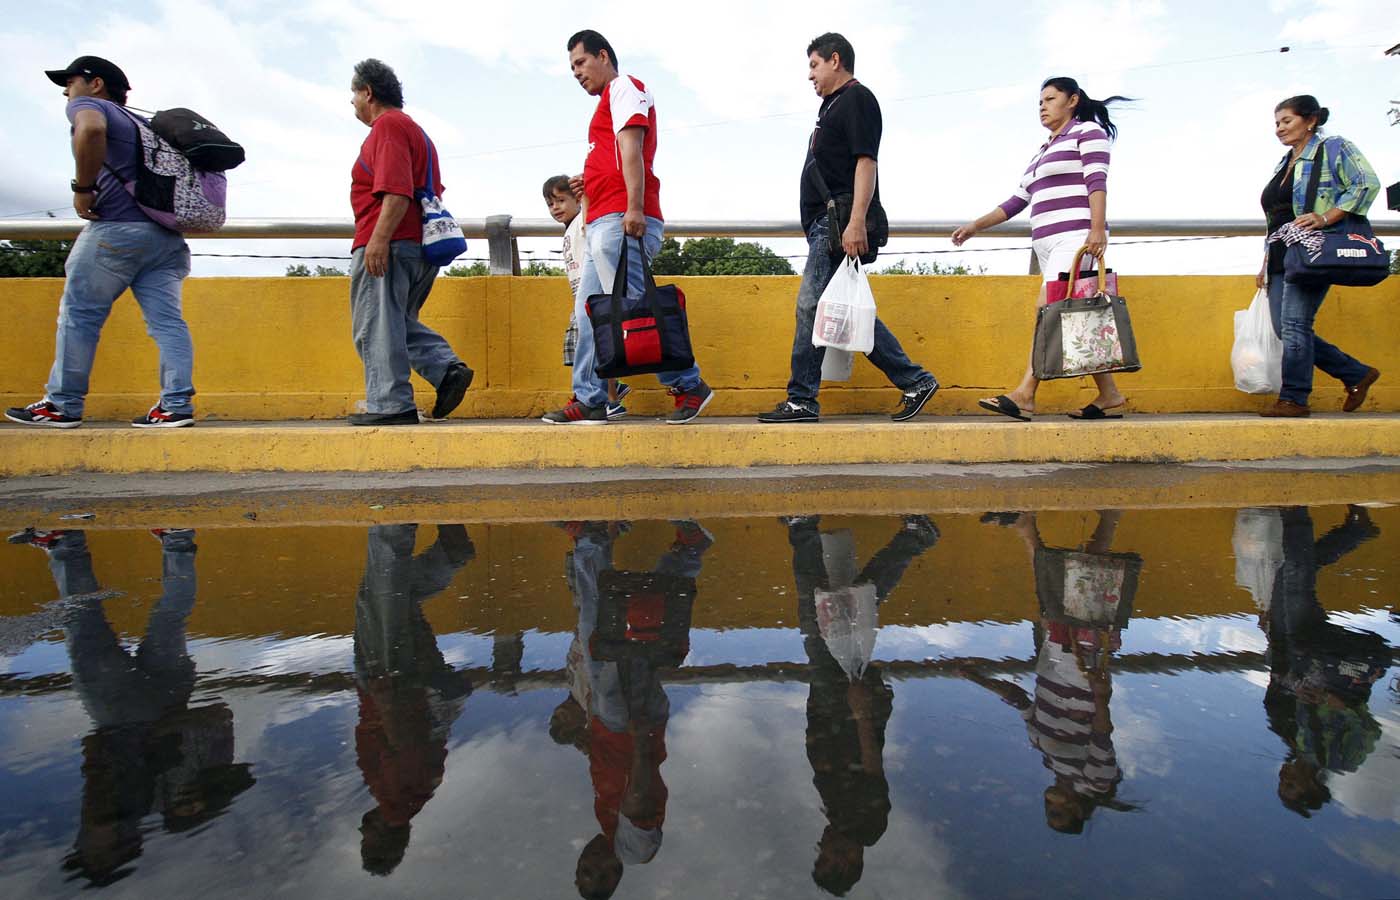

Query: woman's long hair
[1042,77,1133,140]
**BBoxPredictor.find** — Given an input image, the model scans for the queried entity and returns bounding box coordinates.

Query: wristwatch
[71,180,97,194]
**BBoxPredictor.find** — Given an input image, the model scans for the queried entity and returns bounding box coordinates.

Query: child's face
[547,188,580,224]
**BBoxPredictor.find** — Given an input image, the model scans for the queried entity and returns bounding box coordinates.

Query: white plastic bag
[1231,288,1282,394]
[1232,507,1283,612]
[814,530,878,681]
[812,257,876,354]
[820,347,854,381]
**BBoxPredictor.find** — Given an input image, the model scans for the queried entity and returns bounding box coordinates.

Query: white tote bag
[1231,288,1282,394]
[812,257,876,354]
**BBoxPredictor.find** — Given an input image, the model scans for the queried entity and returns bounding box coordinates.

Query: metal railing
[2,216,1398,274]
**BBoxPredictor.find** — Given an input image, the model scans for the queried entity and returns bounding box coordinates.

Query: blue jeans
[1266,276,1370,406]
[571,214,701,407]
[45,221,194,417]
[350,241,463,414]
[788,216,933,411]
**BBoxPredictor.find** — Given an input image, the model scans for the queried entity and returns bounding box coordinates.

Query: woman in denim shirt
[1257,95,1381,417]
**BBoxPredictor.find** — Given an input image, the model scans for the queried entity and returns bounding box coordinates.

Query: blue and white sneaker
[605,402,628,421]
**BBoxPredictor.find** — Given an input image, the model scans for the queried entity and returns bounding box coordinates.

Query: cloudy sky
[1,0,1397,276]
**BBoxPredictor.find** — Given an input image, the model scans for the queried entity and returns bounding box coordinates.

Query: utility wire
[0,234,1246,264]
[441,42,1381,160]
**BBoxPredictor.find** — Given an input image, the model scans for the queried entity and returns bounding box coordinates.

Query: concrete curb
[2,414,1399,476]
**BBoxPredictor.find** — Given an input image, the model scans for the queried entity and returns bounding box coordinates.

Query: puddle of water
[1,506,1398,898]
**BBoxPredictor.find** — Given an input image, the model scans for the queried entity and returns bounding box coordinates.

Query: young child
[543,175,628,419]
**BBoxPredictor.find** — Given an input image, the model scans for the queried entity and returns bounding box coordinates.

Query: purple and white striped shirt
[999,120,1111,241]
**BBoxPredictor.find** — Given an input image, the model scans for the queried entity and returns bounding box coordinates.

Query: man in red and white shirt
[542,30,713,426]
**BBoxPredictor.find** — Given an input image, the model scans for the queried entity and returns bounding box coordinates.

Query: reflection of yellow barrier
[2,275,1397,420]
[4,509,1393,638]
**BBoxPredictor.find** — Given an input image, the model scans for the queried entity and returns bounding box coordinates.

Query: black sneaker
[902,515,941,546]
[132,405,195,428]
[7,528,68,548]
[757,400,818,423]
[666,380,714,424]
[542,398,607,425]
[892,380,939,422]
[605,402,629,421]
[5,400,82,429]
[348,409,420,426]
[431,363,474,419]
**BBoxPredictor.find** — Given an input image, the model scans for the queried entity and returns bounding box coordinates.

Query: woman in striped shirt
[953,77,1131,421]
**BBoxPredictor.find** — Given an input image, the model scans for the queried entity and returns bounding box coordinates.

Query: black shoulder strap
[1303,139,1327,216]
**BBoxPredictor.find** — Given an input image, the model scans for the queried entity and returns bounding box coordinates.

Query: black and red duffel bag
[585,236,695,378]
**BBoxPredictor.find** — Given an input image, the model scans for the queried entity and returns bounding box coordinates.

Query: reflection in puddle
[1,505,1398,898]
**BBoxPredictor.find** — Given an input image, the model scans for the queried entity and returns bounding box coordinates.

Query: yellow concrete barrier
[4,508,1392,637]
[2,274,1396,420]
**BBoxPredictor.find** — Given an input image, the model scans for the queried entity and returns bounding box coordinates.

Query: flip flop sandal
[1067,404,1124,420]
[977,395,1032,422]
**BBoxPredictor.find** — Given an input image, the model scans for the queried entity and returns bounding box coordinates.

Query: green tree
[521,260,565,276]
[444,261,489,277]
[651,237,795,276]
[877,258,984,275]
[0,240,73,277]
[285,263,346,276]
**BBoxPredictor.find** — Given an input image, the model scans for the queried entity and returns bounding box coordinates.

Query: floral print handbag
[1032,246,1142,380]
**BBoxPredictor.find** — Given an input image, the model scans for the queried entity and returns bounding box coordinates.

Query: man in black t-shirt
[759,33,939,424]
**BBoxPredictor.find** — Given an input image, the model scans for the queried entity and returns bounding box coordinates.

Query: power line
[0,234,1244,264]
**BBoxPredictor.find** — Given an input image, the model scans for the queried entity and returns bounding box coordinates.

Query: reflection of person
[5,528,255,885]
[353,524,476,876]
[965,511,1139,834]
[1258,505,1388,817]
[787,515,939,896]
[555,521,708,900]
[1256,95,1381,418]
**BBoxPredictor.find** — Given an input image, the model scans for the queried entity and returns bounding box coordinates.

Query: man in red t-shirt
[541,31,714,426]
[347,59,472,426]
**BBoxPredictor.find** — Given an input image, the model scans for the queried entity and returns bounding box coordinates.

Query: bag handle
[417,126,438,197]
[1301,138,1328,223]
[1064,245,1108,297]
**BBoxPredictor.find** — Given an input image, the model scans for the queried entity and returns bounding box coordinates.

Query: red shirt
[588,718,668,839]
[584,75,662,224]
[350,109,445,250]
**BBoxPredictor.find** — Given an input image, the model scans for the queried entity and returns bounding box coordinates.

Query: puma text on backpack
[105,106,229,233]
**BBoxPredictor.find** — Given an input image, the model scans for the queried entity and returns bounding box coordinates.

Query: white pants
[1033,229,1101,285]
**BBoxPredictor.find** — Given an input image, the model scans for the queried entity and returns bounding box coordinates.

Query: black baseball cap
[45,56,130,92]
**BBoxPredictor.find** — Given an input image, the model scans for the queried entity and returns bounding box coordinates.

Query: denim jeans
[354,524,474,681]
[788,215,933,411]
[349,241,463,414]
[1266,276,1370,406]
[45,221,194,417]
[57,529,199,727]
[571,214,701,407]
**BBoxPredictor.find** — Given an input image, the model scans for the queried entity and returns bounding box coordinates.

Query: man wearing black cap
[4,56,198,430]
